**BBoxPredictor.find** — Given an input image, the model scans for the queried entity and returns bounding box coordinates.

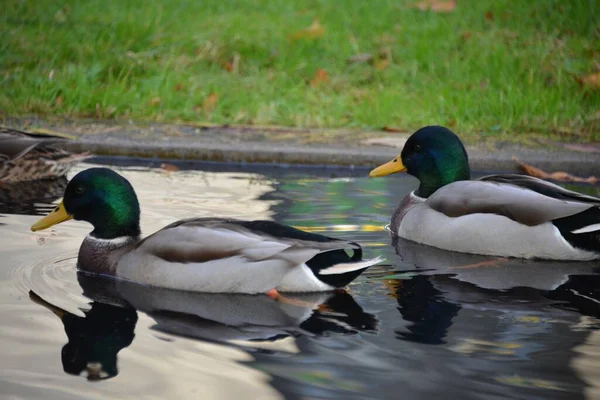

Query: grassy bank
[2,0,599,141]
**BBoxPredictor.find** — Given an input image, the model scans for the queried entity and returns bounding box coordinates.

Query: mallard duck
[31,167,382,293]
[369,126,600,260]
[0,127,90,183]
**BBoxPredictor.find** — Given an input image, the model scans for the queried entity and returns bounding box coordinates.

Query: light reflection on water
[0,161,600,399]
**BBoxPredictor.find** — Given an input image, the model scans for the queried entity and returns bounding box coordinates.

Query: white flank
[318,256,384,275]
[572,223,600,234]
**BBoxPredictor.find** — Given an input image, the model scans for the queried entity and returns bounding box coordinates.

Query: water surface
[1,160,600,400]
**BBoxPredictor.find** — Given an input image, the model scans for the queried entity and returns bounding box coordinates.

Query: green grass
[1,0,599,141]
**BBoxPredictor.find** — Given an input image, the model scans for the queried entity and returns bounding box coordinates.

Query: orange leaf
[374,58,391,71]
[577,72,600,90]
[149,96,161,106]
[290,18,325,40]
[160,163,180,172]
[514,157,599,184]
[382,126,403,133]
[409,0,457,13]
[202,93,219,112]
[223,52,240,73]
[310,69,328,87]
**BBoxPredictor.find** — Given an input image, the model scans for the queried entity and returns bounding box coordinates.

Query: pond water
[1,160,600,400]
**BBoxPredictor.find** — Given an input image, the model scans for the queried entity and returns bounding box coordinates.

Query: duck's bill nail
[31,201,73,231]
[369,157,407,177]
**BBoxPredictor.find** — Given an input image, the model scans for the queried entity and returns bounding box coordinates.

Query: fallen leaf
[310,69,328,87]
[174,83,184,92]
[290,18,325,40]
[514,157,598,184]
[460,31,473,41]
[201,93,219,113]
[485,11,494,21]
[382,126,404,133]
[54,8,68,23]
[223,52,240,73]
[409,0,457,13]
[148,96,161,106]
[55,95,63,107]
[374,58,391,71]
[575,72,600,90]
[347,53,374,64]
[160,163,180,172]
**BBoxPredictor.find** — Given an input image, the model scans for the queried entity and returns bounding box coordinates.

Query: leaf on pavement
[514,157,598,184]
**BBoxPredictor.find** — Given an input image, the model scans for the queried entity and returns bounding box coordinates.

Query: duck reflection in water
[30,272,377,381]
[390,237,600,345]
[29,291,137,381]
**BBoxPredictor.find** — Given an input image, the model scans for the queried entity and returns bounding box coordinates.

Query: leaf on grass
[374,58,391,71]
[54,7,68,23]
[174,83,184,92]
[160,163,180,172]
[55,95,63,107]
[347,53,374,64]
[223,52,240,73]
[575,72,600,90]
[409,0,457,13]
[460,31,473,41]
[310,69,328,87]
[485,11,494,21]
[290,18,325,40]
[514,157,598,184]
[148,97,161,106]
[199,93,219,113]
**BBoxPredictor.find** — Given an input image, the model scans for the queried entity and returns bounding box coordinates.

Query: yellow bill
[369,157,406,177]
[31,201,73,231]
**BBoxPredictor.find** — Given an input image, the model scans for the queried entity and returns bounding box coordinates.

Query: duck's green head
[31,168,141,239]
[369,126,470,197]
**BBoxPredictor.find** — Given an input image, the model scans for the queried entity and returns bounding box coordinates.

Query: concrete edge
[61,138,600,176]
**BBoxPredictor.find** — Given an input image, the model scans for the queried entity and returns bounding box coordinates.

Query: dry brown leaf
[290,18,325,40]
[202,93,219,113]
[223,52,240,73]
[149,96,161,106]
[310,69,328,87]
[174,83,184,92]
[460,31,473,41]
[409,0,457,13]
[382,126,404,133]
[347,53,374,64]
[485,11,494,21]
[160,163,180,172]
[55,95,63,107]
[374,58,391,71]
[514,157,599,184]
[576,72,600,90]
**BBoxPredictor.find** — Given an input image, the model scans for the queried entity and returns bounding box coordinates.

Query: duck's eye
[74,186,85,195]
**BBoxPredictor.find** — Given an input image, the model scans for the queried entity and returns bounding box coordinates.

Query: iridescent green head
[31,168,141,239]
[370,126,471,197]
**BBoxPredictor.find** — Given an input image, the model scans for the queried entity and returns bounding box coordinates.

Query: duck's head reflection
[29,291,137,381]
[30,274,378,380]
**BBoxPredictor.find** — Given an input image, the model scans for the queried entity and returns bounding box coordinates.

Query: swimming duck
[369,126,600,260]
[0,127,90,183]
[31,167,382,293]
